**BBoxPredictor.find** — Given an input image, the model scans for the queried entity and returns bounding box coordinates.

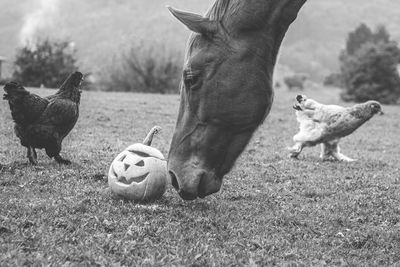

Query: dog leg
[333,151,356,162]
[288,142,304,159]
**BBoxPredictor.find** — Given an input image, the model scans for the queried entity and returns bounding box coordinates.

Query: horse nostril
[169,171,180,191]
[179,190,197,201]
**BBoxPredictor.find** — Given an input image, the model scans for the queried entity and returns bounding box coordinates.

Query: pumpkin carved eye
[135,160,145,167]
[127,149,164,160]
[119,155,127,162]
[128,150,150,158]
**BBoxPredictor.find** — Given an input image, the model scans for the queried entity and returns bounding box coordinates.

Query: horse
[167,0,307,200]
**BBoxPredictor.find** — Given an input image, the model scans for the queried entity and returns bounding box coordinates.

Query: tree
[345,23,374,56]
[373,25,390,44]
[341,41,400,104]
[13,39,78,88]
[334,24,400,104]
[344,23,392,56]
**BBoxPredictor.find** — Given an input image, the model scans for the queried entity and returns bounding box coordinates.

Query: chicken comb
[3,82,27,95]
[4,81,21,89]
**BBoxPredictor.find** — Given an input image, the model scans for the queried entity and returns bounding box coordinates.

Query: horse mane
[206,0,235,20]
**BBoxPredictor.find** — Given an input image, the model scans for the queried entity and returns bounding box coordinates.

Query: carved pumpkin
[108,143,167,202]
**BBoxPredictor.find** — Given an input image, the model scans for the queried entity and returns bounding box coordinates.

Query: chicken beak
[379,110,384,116]
[78,78,84,91]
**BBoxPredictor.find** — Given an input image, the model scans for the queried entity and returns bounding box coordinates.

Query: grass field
[1,87,400,266]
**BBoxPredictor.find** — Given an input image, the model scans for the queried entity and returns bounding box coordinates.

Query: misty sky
[1,0,399,80]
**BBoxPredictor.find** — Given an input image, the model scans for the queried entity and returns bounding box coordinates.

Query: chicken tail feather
[3,82,49,126]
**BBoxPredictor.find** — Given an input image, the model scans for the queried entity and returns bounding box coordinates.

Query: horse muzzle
[168,168,222,200]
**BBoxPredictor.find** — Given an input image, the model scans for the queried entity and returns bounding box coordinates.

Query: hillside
[0,0,399,81]
[283,0,400,79]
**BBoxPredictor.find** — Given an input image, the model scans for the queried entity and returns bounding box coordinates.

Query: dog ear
[293,104,302,111]
[296,95,303,102]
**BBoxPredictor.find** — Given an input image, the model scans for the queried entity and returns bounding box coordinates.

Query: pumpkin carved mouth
[111,164,150,185]
[117,172,150,185]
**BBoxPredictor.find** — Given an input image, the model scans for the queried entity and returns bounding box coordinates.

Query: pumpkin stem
[143,126,162,146]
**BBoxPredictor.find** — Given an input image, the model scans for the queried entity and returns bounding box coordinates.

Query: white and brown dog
[289,95,383,162]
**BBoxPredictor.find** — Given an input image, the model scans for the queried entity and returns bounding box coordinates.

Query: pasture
[1,87,399,266]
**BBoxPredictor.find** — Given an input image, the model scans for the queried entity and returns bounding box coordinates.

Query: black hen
[3,72,83,165]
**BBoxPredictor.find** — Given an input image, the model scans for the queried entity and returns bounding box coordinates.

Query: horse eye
[183,69,201,90]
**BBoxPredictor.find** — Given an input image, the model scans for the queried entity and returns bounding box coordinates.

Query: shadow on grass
[0,161,32,173]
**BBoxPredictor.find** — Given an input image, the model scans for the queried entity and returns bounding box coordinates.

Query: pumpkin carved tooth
[118,176,129,184]
[108,126,167,202]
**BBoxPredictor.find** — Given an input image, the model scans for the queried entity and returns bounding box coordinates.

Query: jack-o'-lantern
[108,126,167,202]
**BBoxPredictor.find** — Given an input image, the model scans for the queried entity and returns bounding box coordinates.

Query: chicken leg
[54,155,71,165]
[27,147,38,165]
[320,139,356,162]
[45,143,71,165]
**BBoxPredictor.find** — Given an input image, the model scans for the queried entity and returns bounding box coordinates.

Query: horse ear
[167,6,217,36]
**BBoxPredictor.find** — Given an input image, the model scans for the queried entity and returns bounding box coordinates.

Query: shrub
[0,76,9,85]
[284,74,308,90]
[13,39,78,88]
[323,73,344,88]
[98,44,182,94]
